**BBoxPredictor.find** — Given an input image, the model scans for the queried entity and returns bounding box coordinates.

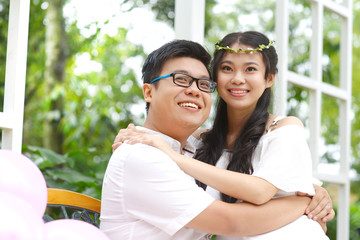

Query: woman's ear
[266,73,275,88]
[143,84,153,103]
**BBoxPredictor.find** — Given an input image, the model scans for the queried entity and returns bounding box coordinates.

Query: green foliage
[351,0,360,173]
[22,1,146,160]
[22,0,48,146]
[123,0,175,26]
[204,0,276,53]
[23,144,106,198]
[61,29,145,155]
[326,202,360,240]
[0,0,9,111]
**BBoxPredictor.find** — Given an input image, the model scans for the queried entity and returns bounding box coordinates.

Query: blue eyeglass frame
[149,73,217,93]
[149,74,173,84]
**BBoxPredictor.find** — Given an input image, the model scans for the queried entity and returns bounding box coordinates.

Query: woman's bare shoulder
[267,115,304,133]
[277,116,304,128]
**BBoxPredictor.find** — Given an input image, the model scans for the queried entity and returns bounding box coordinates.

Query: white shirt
[100,127,215,240]
[204,124,329,240]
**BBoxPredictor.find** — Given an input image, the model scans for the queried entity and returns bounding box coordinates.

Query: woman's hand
[297,184,335,223]
[112,123,138,151]
[317,219,327,233]
[112,123,176,158]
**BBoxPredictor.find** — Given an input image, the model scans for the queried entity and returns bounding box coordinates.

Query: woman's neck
[226,107,253,148]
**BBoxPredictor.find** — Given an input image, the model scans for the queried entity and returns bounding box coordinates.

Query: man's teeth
[230,90,248,94]
[179,102,199,109]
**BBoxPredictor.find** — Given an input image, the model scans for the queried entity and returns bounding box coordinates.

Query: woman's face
[216,43,274,113]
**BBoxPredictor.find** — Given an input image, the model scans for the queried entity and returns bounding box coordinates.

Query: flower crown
[215,40,275,53]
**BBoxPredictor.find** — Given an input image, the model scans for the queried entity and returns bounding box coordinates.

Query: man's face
[144,57,212,138]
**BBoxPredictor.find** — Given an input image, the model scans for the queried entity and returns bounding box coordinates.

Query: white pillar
[337,0,352,238]
[309,0,323,171]
[274,0,289,116]
[1,0,30,152]
[174,0,205,44]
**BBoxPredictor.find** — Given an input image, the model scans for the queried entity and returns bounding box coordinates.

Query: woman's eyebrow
[220,60,261,67]
[219,60,233,65]
[244,61,261,67]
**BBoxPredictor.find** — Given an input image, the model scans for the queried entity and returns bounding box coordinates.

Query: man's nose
[184,81,200,96]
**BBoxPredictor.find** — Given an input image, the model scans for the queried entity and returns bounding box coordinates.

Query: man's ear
[266,73,275,88]
[143,83,153,103]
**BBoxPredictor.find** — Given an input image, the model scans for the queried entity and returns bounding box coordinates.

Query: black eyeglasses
[149,72,217,93]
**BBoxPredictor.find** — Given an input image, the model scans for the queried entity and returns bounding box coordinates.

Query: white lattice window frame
[274,0,352,239]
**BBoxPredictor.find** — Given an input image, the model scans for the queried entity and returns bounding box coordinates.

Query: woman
[114,31,334,239]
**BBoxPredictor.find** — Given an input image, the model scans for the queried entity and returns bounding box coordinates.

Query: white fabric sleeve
[252,125,315,195]
[312,177,323,186]
[122,144,215,236]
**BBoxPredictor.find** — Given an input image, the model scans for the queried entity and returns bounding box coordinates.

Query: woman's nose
[231,72,245,84]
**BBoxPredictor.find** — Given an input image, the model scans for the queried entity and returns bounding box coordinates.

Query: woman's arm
[168,149,278,204]
[114,124,335,222]
[114,124,277,204]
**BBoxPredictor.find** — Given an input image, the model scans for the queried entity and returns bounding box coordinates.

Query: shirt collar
[136,126,196,155]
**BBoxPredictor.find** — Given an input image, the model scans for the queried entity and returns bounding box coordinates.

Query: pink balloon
[44,219,110,240]
[0,149,47,217]
[0,192,45,240]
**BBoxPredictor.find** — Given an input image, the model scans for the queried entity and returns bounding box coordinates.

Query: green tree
[22,0,146,157]
[43,0,66,153]
[0,0,9,112]
[351,0,360,174]
[0,0,147,195]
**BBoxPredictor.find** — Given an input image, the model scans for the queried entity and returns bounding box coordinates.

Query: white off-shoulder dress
[204,116,330,240]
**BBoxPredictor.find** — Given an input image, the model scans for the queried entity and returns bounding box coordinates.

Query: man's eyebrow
[173,69,188,74]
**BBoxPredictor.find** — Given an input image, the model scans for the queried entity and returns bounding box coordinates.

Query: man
[100,40,329,239]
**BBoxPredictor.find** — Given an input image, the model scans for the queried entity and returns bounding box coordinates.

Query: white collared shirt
[100,127,215,240]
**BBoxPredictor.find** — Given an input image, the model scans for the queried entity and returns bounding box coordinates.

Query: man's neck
[143,121,194,149]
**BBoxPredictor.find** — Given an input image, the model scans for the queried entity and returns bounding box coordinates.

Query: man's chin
[180,120,206,131]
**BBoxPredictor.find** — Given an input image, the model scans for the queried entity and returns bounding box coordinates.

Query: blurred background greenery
[1,0,360,238]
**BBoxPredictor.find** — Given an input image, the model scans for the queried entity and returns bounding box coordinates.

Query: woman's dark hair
[142,40,211,113]
[194,31,278,203]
